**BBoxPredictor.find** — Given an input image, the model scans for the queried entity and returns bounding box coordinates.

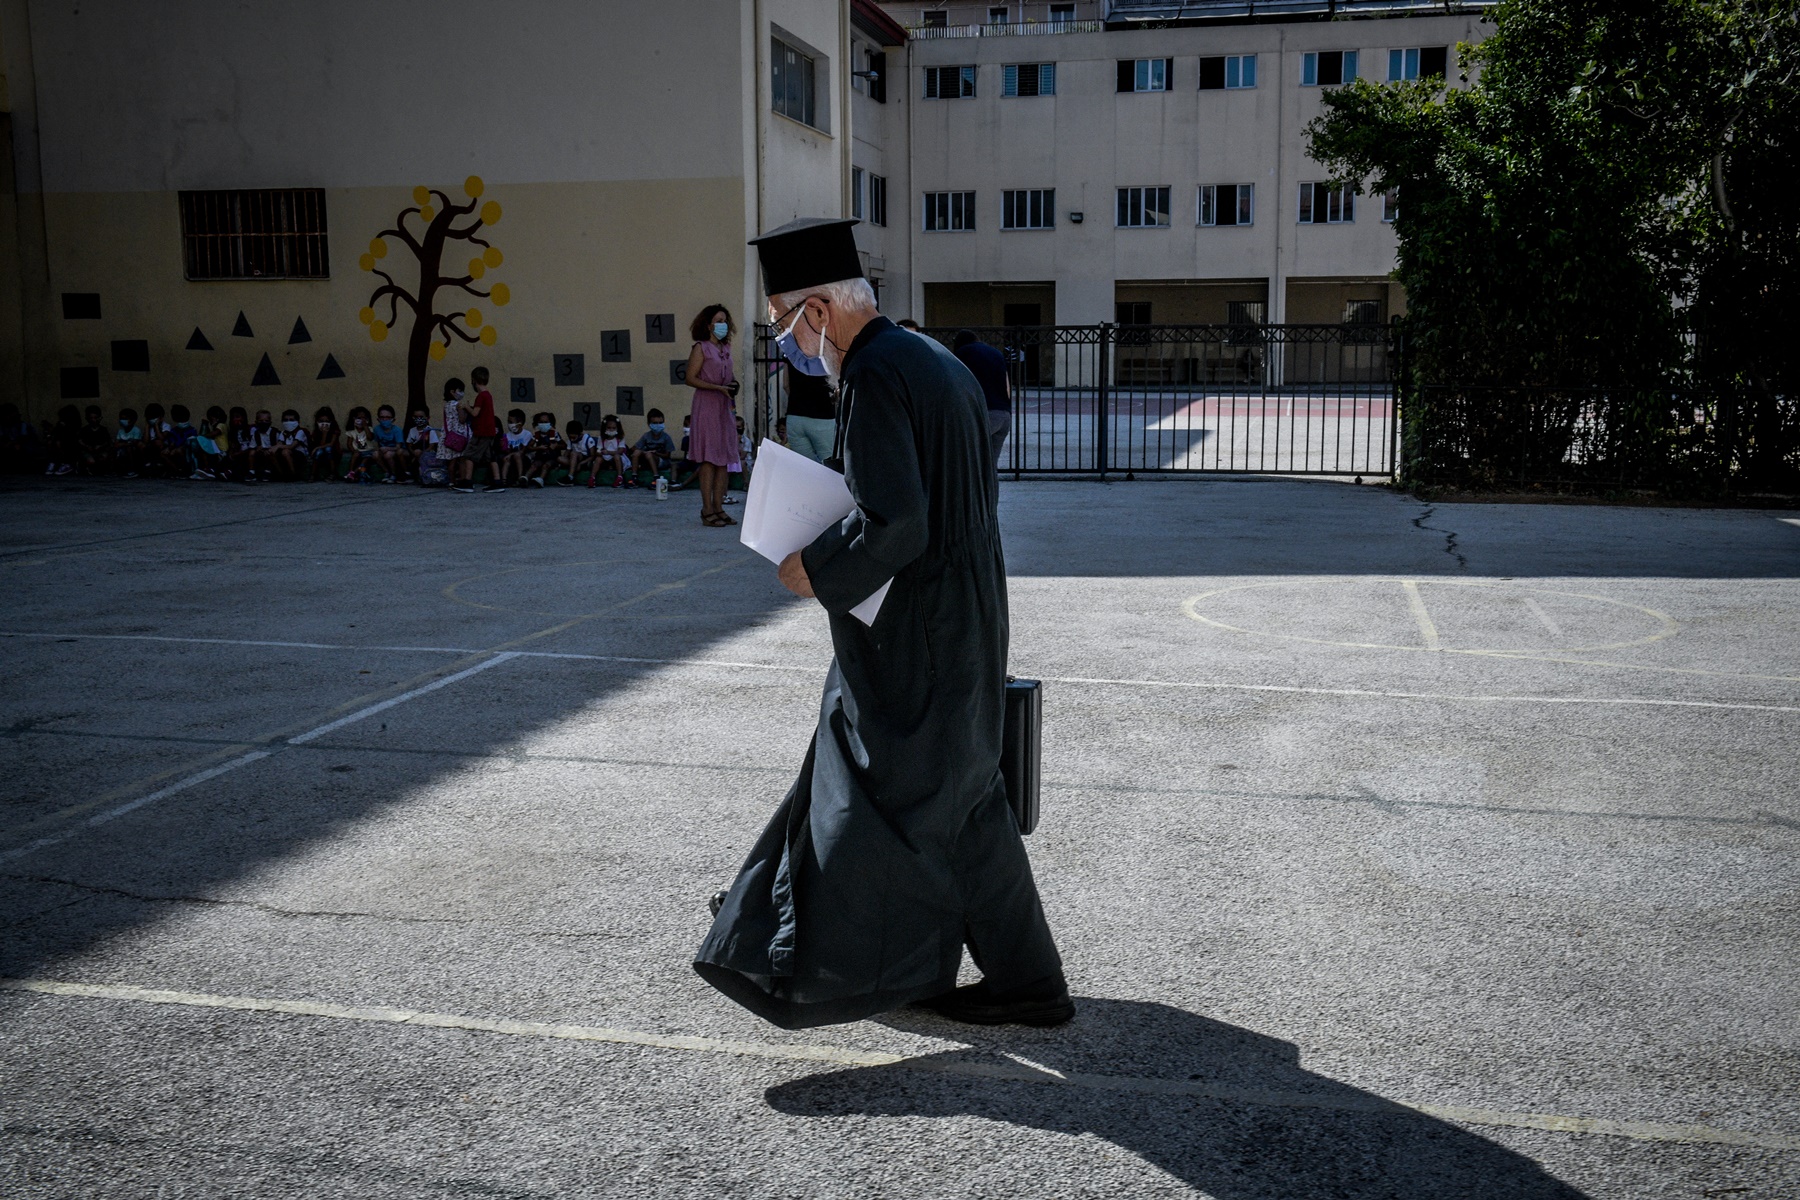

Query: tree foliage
[359,176,511,413]
[1307,0,1798,488]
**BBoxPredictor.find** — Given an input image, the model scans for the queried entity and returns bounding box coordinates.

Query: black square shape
[615,386,644,415]
[62,293,102,320]
[511,377,537,405]
[645,314,676,343]
[60,366,100,398]
[552,356,584,387]
[111,340,151,372]
[601,330,631,363]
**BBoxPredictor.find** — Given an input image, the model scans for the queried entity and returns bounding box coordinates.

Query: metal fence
[752,321,1397,478]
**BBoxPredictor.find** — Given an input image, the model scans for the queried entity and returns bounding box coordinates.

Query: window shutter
[923,67,938,99]
[1298,183,1314,224]
[1199,56,1225,90]
[1117,60,1134,92]
[1420,46,1448,79]
[1040,63,1055,95]
[1003,64,1019,95]
[960,65,976,97]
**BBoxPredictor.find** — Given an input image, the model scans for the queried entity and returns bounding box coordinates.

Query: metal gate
[751,321,1398,478]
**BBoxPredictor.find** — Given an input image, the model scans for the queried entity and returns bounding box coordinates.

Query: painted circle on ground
[1181,579,1679,656]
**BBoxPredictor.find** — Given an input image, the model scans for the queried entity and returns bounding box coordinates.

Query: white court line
[3,977,1795,1153]
[1522,596,1564,639]
[6,630,1799,714]
[1401,580,1442,651]
[0,652,523,864]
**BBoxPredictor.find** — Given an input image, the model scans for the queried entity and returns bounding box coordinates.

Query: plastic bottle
[655,475,669,500]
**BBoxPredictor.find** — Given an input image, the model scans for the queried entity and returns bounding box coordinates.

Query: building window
[1226,300,1265,327]
[1116,301,1152,326]
[1198,184,1254,227]
[1003,63,1056,97]
[1382,190,1399,223]
[869,174,888,227]
[1116,186,1171,228]
[1117,58,1172,93]
[1199,55,1257,90]
[866,49,887,103]
[988,6,1008,22]
[1049,3,1076,25]
[923,191,977,232]
[178,189,329,281]
[1301,50,1358,87]
[772,37,818,127]
[1389,47,1448,82]
[921,10,947,28]
[923,65,976,99]
[1298,182,1355,224]
[851,42,865,92]
[852,167,865,220]
[1002,189,1055,230]
[1344,298,1383,343]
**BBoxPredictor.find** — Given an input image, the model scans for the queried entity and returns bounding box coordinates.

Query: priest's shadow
[767,998,1589,1200]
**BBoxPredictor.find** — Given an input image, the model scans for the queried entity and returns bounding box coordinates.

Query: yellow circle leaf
[420,204,436,222]
[369,238,387,259]
[358,253,374,271]
[358,306,374,325]
[429,342,446,361]
[464,175,484,198]
[489,282,511,306]
[479,326,497,346]
[467,258,486,280]
[479,201,502,226]
[465,308,483,328]
[370,321,389,342]
[412,185,430,206]
[482,246,503,268]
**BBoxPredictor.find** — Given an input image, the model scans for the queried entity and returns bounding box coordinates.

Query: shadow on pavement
[766,997,1589,1200]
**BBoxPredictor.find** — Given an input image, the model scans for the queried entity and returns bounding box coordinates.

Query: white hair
[774,277,878,317]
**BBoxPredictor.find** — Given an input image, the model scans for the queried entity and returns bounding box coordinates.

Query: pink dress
[687,340,740,468]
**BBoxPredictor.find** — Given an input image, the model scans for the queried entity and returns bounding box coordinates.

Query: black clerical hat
[749,217,863,297]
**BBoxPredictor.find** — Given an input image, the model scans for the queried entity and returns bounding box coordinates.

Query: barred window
[923,66,976,99]
[1003,63,1055,97]
[179,189,329,281]
[1116,186,1171,228]
[1002,189,1055,230]
[923,191,977,232]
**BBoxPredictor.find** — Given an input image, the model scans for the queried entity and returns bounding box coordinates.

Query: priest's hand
[778,551,815,599]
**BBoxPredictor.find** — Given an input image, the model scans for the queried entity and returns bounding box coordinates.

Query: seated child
[77,405,112,475]
[189,405,231,479]
[241,409,278,481]
[593,414,632,489]
[562,419,596,486]
[629,408,677,485]
[403,406,434,482]
[342,406,376,482]
[162,406,196,477]
[224,406,252,481]
[372,404,406,482]
[524,411,563,487]
[273,409,308,479]
[500,408,532,485]
[309,407,341,480]
[113,408,144,477]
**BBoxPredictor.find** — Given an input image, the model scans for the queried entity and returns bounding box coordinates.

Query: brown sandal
[703,512,732,527]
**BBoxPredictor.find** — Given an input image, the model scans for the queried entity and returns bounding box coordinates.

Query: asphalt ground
[1,473,1796,1199]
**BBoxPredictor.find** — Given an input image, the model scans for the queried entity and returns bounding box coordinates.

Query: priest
[693,218,1071,1029]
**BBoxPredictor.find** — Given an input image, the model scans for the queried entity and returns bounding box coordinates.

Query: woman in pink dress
[684,304,742,526]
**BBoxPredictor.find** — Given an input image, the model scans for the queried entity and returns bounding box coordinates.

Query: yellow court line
[3,977,1794,1153]
[0,556,755,847]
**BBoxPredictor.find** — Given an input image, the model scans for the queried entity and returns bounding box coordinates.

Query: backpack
[418,448,448,487]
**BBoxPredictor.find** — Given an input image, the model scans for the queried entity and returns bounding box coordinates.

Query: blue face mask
[648,423,665,433]
[777,316,830,377]
[712,321,730,340]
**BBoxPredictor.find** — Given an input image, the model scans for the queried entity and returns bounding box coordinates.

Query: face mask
[119,419,130,428]
[509,422,523,433]
[648,423,665,433]
[413,416,427,426]
[537,422,553,432]
[283,420,298,432]
[453,392,464,402]
[377,417,393,427]
[712,321,730,339]
[777,305,831,377]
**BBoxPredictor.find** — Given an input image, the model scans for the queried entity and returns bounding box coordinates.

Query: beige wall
[5,0,853,429]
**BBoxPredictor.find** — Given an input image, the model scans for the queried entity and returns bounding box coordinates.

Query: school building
[1,0,1494,430]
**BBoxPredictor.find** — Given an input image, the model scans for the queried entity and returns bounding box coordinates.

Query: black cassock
[694,316,1062,1029]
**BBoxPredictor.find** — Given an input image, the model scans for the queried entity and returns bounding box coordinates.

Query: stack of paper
[740,439,890,626]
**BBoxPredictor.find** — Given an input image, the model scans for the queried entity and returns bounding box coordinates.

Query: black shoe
[481,483,505,492]
[708,890,728,917]
[919,976,1075,1027]
[451,484,475,493]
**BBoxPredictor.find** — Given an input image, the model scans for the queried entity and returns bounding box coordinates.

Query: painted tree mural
[358,175,511,412]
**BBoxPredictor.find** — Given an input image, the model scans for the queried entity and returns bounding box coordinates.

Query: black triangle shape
[317,353,345,380]
[289,316,312,345]
[232,311,254,337]
[250,353,281,386]
[186,326,214,351]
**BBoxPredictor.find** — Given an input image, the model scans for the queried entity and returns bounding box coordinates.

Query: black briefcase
[1001,676,1042,835]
